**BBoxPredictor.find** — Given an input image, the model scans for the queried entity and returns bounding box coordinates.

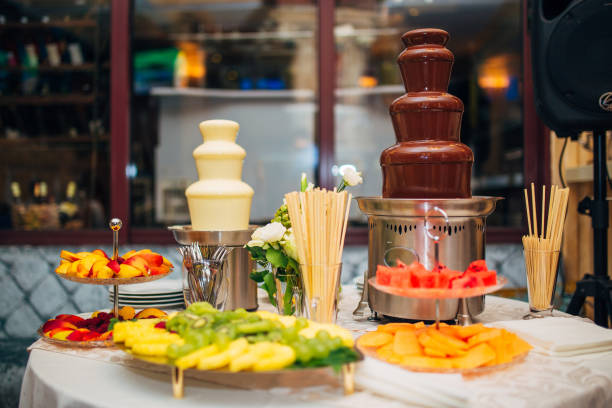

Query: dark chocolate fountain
[381,28,473,198]
[356,28,502,323]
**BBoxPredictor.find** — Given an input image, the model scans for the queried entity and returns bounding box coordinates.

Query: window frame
[1,0,547,246]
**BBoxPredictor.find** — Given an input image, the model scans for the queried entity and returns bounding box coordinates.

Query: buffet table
[20,286,612,408]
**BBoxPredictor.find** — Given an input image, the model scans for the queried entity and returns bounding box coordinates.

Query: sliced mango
[357,331,393,348]
[392,330,422,356]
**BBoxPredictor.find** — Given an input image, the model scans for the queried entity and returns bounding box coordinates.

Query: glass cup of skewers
[523,247,561,318]
[299,263,342,324]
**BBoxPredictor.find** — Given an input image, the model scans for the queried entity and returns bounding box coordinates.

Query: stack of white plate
[108,280,184,309]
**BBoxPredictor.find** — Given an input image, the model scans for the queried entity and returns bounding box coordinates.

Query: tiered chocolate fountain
[357,29,500,323]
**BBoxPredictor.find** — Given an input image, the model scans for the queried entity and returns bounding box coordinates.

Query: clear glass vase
[273,269,305,316]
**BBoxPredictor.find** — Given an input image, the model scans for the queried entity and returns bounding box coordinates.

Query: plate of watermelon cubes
[370,260,506,299]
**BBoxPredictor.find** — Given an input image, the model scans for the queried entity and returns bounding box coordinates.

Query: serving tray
[118,344,362,398]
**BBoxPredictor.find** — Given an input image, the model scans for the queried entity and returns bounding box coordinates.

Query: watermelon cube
[441,269,463,287]
[466,260,488,273]
[470,270,497,286]
[376,265,393,285]
[450,275,485,289]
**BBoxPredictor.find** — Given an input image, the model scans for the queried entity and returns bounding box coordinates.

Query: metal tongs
[179,243,231,309]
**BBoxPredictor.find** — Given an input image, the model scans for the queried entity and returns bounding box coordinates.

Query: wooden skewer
[524,188,532,237]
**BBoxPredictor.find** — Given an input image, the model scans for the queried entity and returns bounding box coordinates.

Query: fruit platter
[114,302,362,397]
[357,321,532,375]
[38,307,168,348]
[370,260,507,299]
[55,248,173,285]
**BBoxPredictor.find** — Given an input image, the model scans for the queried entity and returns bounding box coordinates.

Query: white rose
[246,239,265,247]
[343,167,363,186]
[251,222,286,244]
[280,228,299,262]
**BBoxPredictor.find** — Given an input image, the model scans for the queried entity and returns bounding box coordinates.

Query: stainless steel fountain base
[369,286,484,320]
[169,225,258,311]
[357,196,501,322]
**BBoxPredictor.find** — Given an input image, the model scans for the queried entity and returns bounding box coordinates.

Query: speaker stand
[566,130,612,327]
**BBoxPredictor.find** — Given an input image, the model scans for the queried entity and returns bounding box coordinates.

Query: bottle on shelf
[9,181,25,229]
[59,180,79,227]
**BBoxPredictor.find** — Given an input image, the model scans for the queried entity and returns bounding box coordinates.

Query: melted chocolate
[381,29,473,198]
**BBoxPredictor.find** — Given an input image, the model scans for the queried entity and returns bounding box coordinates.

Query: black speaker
[530,0,612,137]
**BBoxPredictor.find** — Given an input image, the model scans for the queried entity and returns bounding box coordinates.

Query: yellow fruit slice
[428,328,469,350]
[424,347,447,358]
[452,323,487,340]
[451,343,496,369]
[467,328,502,348]
[392,330,423,356]
[55,263,70,274]
[358,331,393,348]
[252,344,295,371]
[132,343,171,356]
[196,339,248,370]
[377,323,415,334]
[175,345,218,370]
[229,350,259,372]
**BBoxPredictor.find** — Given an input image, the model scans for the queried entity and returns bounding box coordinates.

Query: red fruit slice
[106,260,121,273]
[81,331,102,341]
[97,331,113,340]
[466,260,488,273]
[155,321,166,329]
[42,319,77,333]
[66,330,87,341]
[138,253,164,268]
[376,265,393,285]
[450,275,485,289]
[149,265,170,276]
[434,273,450,289]
[469,270,497,286]
[55,314,84,325]
[441,269,463,288]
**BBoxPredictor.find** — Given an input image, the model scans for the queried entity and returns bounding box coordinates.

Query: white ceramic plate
[109,280,182,295]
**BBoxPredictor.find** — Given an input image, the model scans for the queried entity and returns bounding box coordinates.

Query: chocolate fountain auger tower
[356,29,501,324]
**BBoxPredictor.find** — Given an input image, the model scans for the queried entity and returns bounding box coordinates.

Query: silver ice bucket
[170,225,258,311]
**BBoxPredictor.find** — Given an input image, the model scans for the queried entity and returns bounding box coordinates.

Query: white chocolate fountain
[186,120,254,231]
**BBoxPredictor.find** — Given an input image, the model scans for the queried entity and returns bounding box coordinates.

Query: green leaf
[108,317,119,331]
[266,248,288,269]
[263,271,277,307]
[283,278,294,315]
[300,173,308,192]
[249,270,266,283]
[290,346,359,371]
[286,257,299,273]
[245,245,266,262]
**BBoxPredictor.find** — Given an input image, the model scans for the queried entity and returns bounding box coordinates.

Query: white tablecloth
[20,287,612,408]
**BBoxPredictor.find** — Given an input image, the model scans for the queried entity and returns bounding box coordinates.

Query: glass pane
[334,1,523,227]
[0,0,110,230]
[131,0,317,227]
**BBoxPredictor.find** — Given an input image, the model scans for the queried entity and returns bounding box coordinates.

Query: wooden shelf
[3,64,96,72]
[0,94,95,106]
[565,161,612,183]
[150,85,404,100]
[0,136,108,145]
[0,20,97,29]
